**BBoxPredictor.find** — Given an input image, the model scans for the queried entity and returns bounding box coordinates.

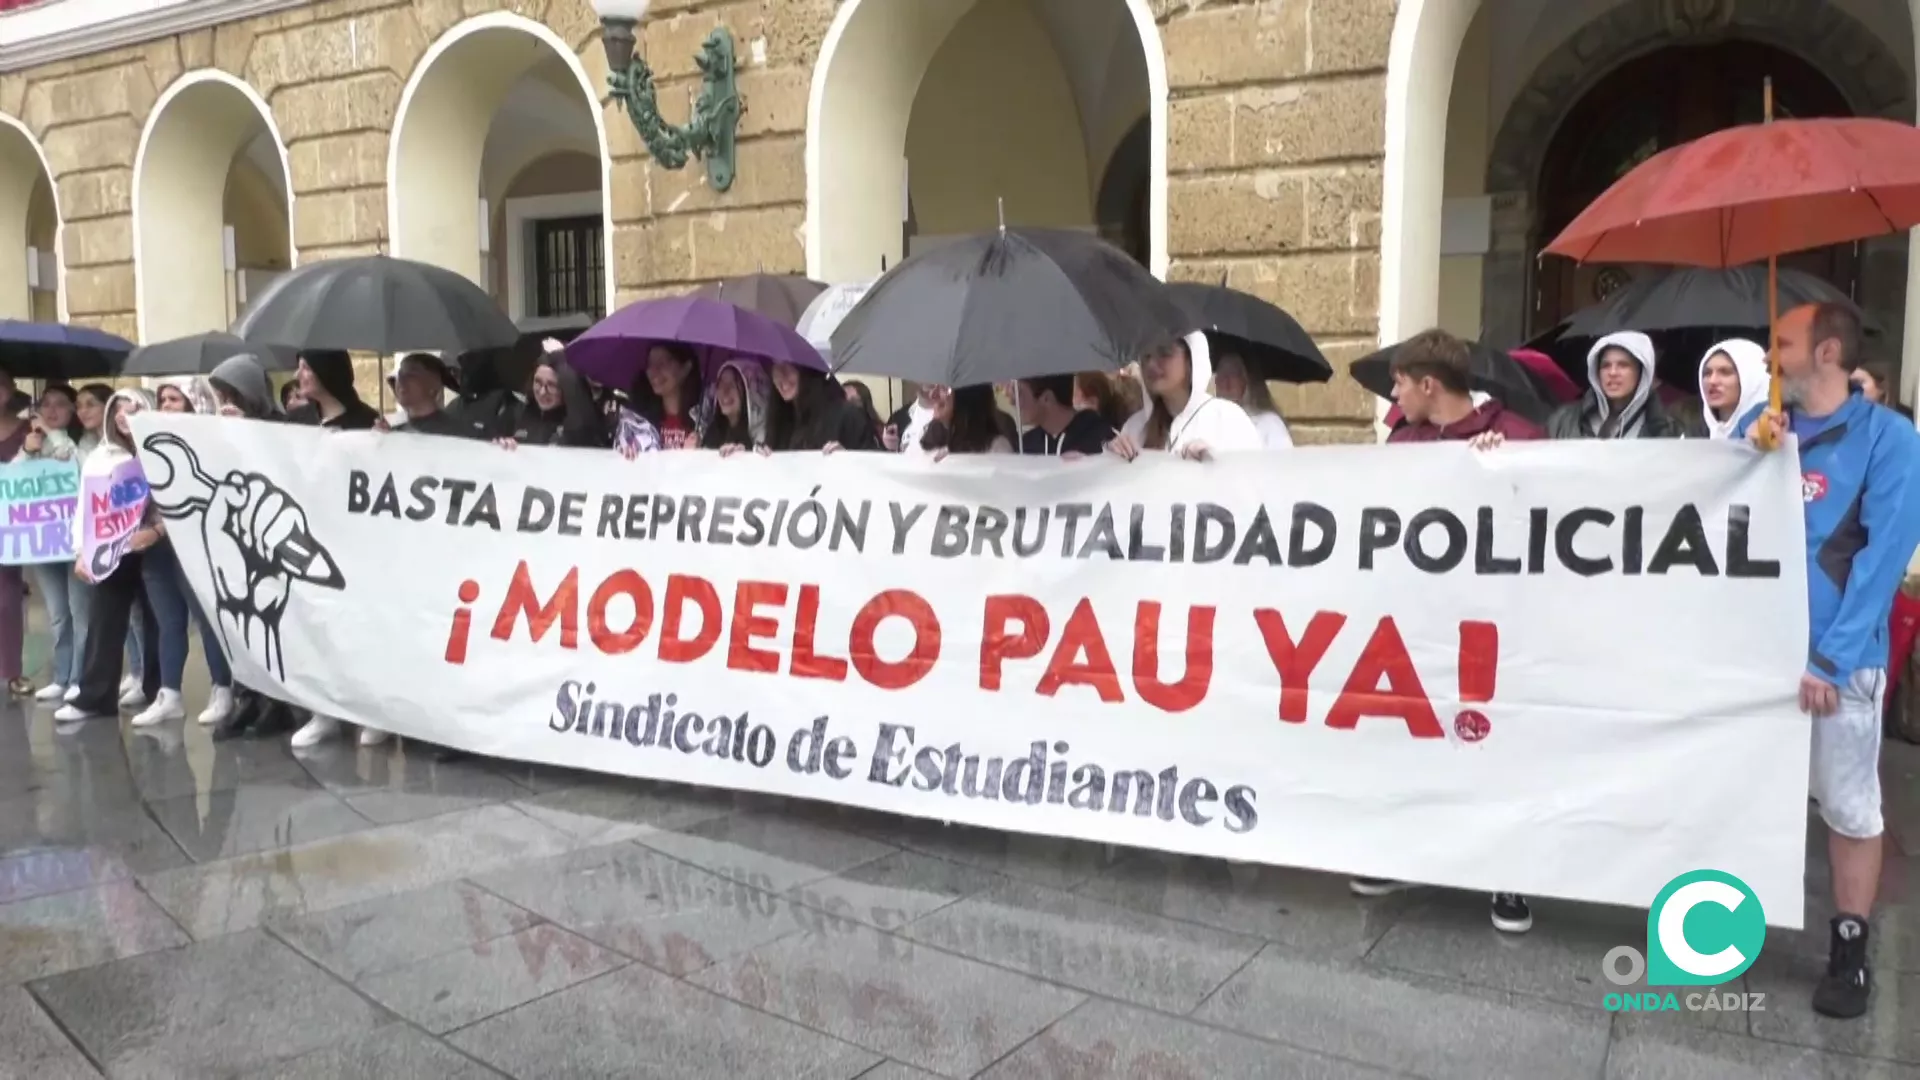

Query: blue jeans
[141,541,231,691]
[30,562,88,687]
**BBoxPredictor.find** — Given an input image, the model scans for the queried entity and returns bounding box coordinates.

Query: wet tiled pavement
[2,632,1917,1078]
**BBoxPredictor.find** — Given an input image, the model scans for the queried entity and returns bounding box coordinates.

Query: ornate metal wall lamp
[590,0,741,191]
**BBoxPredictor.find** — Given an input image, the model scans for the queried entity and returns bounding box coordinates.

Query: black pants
[74,554,161,714]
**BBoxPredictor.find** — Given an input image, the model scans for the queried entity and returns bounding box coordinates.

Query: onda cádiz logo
[1601,870,1768,1014]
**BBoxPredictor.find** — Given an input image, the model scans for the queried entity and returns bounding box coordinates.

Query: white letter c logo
[1657,880,1747,978]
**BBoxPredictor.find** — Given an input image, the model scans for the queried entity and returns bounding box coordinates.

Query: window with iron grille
[532,216,604,319]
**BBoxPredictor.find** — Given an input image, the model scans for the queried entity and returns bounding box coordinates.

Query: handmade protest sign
[133,413,1812,925]
[0,458,79,565]
[80,456,148,579]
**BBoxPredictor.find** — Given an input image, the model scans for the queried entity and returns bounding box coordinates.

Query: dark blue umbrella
[0,319,133,380]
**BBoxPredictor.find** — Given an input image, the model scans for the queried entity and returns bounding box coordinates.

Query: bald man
[1740,301,1920,1020]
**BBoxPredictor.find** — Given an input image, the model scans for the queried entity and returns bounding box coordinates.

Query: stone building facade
[2,0,1917,435]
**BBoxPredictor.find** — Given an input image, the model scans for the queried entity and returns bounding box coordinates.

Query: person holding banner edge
[0,368,30,697]
[1738,301,1920,1020]
[54,389,162,725]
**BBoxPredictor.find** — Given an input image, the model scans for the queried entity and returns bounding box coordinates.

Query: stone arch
[0,112,62,322]
[133,69,294,343]
[1486,0,1910,197]
[1475,0,1914,346]
[389,11,612,314]
[806,0,1170,282]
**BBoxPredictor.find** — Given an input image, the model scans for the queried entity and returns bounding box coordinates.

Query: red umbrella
[1544,117,1920,266]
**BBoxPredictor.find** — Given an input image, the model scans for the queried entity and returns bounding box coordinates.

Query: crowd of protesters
[0,301,1909,1021]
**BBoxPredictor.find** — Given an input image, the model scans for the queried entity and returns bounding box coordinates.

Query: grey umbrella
[829,227,1193,385]
[121,332,297,377]
[232,255,520,355]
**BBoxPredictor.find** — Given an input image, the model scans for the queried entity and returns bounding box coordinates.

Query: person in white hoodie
[1545,330,1686,440]
[1693,338,1771,439]
[1107,331,1264,461]
[54,389,163,724]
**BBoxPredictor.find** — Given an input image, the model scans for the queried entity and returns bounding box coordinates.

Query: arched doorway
[134,72,292,344]
[390,13,611,334]
[808,0,1167,282]
[0,115,60,322]
[1531,41,1856,330]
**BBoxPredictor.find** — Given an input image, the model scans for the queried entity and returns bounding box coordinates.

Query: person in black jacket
[763,363,880,452]
[285,350,380,430]
[507,355,606,448]
[1545,331,1685,440]
[1017,374,1113,456]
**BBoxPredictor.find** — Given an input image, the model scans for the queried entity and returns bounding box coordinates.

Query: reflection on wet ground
[1,654,1917,1077]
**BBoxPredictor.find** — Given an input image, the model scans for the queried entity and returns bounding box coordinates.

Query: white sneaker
[118,674,137,695]
[197,687,233,727]
[357,726,390,747]
[53,704,98,722]
[118,685,148,709]
[290,715,342,749]
[131,689,185,728]
[34,683,66,703]
[63,684,80,702]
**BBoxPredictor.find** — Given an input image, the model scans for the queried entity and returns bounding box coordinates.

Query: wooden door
[1532,41,1857,335]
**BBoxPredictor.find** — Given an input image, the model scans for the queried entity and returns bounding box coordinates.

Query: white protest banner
[132,414,1812,926]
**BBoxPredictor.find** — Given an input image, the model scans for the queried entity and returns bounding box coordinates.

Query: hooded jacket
[1387,398,1545,443]
[696,359,770,449]
[160,376,217,415]
[1735,390,1920,686]
[1119,331,1263,454]
[1693,338,1770,440]
[1020,408,1114,455]
[74,388,156,560]
[287,349,380,430]
[1546,331,1684,440]
[208,354,281,420]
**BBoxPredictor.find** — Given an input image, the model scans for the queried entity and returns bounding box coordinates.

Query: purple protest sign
[80,456,148,580]
[0,458,80,566]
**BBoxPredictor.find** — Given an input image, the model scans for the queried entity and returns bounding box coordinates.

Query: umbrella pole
[1766,77,1782,418]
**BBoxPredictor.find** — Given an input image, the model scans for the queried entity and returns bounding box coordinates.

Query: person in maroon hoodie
[1385,329,1544,447]
[1361,327,1541,934]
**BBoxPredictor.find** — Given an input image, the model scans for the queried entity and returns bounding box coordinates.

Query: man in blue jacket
[1741,301,1920,1019]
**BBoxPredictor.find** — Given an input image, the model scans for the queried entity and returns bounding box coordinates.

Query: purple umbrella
[566,295,827,389]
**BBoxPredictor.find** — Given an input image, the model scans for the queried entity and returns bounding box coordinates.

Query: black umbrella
[232,255,520,355]
[121,332,297,377]
[1532,265,1873,388]
[0,318,132,380]
[830,227,1193,385]
[1351,337,1553,425]
[688,273,827,327]
[1167,282,1331,383]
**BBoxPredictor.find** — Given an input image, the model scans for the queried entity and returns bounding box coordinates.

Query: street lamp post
[590,0,741,192]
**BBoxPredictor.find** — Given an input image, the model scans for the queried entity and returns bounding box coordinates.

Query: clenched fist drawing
[141,432,344,682]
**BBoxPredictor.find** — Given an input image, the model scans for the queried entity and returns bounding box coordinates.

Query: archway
[807,0,1167,282]
[0,114,60,322]
[391,12,611,332]
[133,71,293,344]
[1383,0,1920,358]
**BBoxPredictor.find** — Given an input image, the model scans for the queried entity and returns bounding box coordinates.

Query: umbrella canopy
[232,255,521,355]
[1167,282,1331,384]
[0,319,133,380]
[830,227,1193,385]
[1554,265,1855,340]
[121,332,298,377]
[795,281,873,366]
[1506,348,1583,405]
[688,274,827,326]
[1352,338,1553,425]
[565,295,826,390]
[1544,117,1920,266]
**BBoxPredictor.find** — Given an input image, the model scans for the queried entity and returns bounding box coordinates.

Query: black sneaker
[1349,877,1415,897]
[1812,914,1872,1019]
[1491,893,1532,933]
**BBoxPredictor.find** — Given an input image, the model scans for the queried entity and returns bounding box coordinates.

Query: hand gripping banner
[133,413,1812,925]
